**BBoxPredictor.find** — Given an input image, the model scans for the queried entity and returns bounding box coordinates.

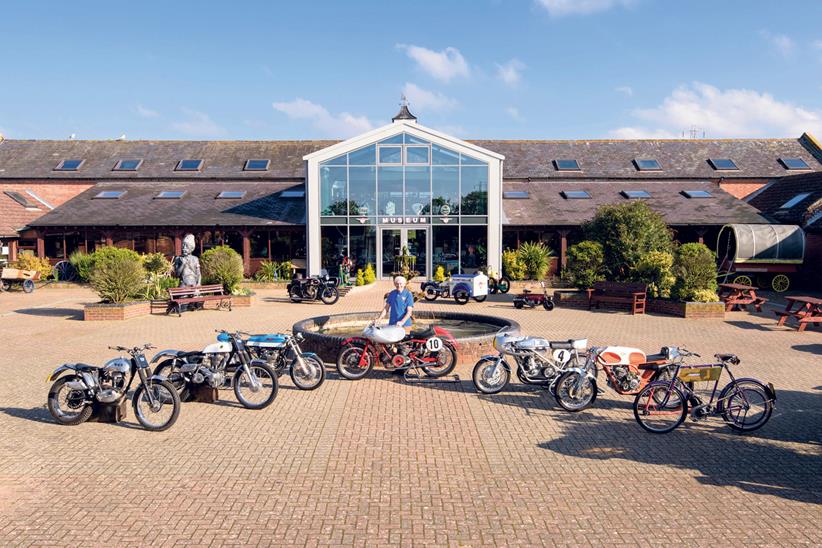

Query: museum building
[1,105,821,277]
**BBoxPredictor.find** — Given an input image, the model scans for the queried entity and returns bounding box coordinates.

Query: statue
[174,234,201,287]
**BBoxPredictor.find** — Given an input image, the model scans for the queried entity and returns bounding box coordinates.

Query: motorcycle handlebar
[109,343,155,354]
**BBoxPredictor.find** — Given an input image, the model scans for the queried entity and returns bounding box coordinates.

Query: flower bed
[230,293,254,307]
[84,301,150,321]
[554,290,724,319]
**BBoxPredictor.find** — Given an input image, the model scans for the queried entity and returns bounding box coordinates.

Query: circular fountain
[293,311,521,363]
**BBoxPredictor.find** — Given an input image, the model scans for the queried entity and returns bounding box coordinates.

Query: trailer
[0,268,41,293]
[716,224,804,292]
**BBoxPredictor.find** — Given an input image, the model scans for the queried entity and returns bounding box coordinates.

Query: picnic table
[775,295,822,332]
[717,283,768,312]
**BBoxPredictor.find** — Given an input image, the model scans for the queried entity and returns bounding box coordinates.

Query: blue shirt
[387,289,414,327]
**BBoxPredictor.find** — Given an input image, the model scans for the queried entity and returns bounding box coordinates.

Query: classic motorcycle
[287,274,340,305]
[46,343,181,431]
[552,344,683,411]
[151,330,278,409]
[472,331,587,394]
[513,281,555,310]
[336,323,458,380]
[245,332,325,390]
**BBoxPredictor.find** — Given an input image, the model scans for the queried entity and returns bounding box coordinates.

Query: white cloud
[610,82,822,138]
[171,108,225,138]
[495,59,526,87]
[536,0,636,17]
[397,44,470,82]
[136,104,159,118]
[402,83,457,112]
[760,30,795,57]
[615,85,634,97]
[505,106,524,122]
[272,98,372,138]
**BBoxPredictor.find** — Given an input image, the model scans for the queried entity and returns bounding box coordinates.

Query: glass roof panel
[555,159,581,171]
[621,190,651,199]
[780,193,811,209]
[681,190,712,198]
[93,190,126,199]
[561,190,591,199]
[155,191,186,199]
[176,159,203,171]
[708,158,738,170]
[503,191,529,199]
[56,159,83,171]
[779,157,811,170]
[244,159,270,171]
[216,191,246,199]
[635,159,662,171]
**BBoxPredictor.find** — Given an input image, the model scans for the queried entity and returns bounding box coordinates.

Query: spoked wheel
[488,279,499,294]
[542,299,554,311]
[497,277,511,294]
[633,383,687,434]
[423,286,439,301]
[47,376,92,425]
[771,274,790,293]
[554,371,596,412]
[0,280,9,291]
[454,290,469,305]
[472,358,509,394]
[22,279,35,293]
[720,380,774,432]
[132,379,181,431]
[233,363,278,409]
[288,287,301,303]
[422,344,457,378]
[336,345,374,380]
[153,359,191,401]
[290,355,326,390]
[52,260,77,282]
[733,275,753,287]
[320,287,339,305]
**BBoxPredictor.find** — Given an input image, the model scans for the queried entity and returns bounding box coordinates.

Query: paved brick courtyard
[0,283,820,546]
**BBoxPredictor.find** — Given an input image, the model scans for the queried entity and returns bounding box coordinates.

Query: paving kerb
[0,283,820,545]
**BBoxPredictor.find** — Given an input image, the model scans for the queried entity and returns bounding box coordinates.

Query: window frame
[681,190,713,199]
[216,190,247,199]
[55,159,85,171]
[634,159,662,171]
[554,159,581,171]
[93,190,127,199]
[778,157,811,170]
[154,191,187,199]
[113,159,143,171]
[560,190,591,199]
[175,159,204,172]
[707,158,738,171]
[621,190,651,199]
[244,159,270,171]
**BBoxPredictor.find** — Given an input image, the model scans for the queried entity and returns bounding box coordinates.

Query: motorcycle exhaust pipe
[65,380,88,391]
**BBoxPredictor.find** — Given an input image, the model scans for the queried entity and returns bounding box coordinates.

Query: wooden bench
[586,281,647,315]
[166,284,232,316]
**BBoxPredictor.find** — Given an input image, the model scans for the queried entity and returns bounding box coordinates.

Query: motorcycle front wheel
[633,383,687,434]
[132,379,181,431]
[336,345,374,380]
[233,363,279,409]
[47,376,93,425]
[320,286,339,305]
[423,286,439,301]
[472,358,509,394]
[554,371,597,412]
[422,344,457,377]
[290,355,326,390]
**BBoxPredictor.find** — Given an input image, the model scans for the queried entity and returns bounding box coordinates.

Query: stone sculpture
[174,234,201,287]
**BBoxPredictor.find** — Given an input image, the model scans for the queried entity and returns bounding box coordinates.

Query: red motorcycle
[336,323,458,380]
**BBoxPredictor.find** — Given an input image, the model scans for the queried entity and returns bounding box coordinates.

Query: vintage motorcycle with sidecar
[287,273,340,305]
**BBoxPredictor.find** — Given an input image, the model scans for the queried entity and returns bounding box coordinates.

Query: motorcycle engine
[252,348,281,367]
[391,354,410,368]
[612,365,640,391]
[97,370,126,403]
[541,364,559,380]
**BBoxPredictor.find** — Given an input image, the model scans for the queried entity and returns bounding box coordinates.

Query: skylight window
[93,190,126,199]
[779,192,811,209]
[554,160,581,171]
[281,190,305,198]
[55,159,84,171]
[503,191,530,199]
[681,190,712,199]
[708,158,738,170]
[634,159,662,171]
[176,159,203,171]
[217,191,246,199]
[155,191,186,199]
[244,159,270,171]
[113,159,143,171]
[561,190,591,199]
[621,190,651,199]
[4,190,40,209]
[779,158,811,170]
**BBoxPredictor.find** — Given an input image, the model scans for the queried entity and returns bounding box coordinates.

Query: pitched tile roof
[0,191,46,237]
[502,180,768,226]
[747,171,822,232]
[29,182,306,227]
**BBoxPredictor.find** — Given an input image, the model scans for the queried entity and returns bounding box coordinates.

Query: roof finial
[392,96,417,123]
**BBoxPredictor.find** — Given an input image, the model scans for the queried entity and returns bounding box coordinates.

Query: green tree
[564,241,605,289]
[89,248,146,303]
[516,241,553,280]
[501,249,525,280]
[201,245,244,294]
[671,243,718,302]
[635,251,676,298]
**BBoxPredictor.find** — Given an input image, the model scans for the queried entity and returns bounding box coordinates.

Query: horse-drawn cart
[716,224,804,292]
[0,268,41,293]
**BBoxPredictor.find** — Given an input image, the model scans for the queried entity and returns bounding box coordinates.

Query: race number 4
[425,337,443,352]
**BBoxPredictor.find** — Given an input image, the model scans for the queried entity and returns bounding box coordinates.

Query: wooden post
[558,229,570,271]
[9,239,18,262]
[104,232,113,247]
[241,229,252,276]
[173,231,183,256]
[36,230,45,258]
[696,228,707,245]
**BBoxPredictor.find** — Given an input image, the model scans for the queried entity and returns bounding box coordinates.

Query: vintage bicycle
[632,349,776,434]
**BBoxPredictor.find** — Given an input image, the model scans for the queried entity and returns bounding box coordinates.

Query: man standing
[375,275,414,331]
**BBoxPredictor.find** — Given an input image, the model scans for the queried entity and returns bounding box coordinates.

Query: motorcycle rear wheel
[497,277,511,294]
[47,376,93,425]
[288,287,301,303]
[234,363,278,409]
[320,286,339,305]
[423,286,439,301]
[472,358,509,394]
[132,379,181,431]
[554,371,597,412]
[153,359,191,401]
[290,355,326,390]
[336,345,374,380]
[422,344,457,378]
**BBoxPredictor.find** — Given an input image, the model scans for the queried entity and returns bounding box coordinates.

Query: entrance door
[379,227,429,279]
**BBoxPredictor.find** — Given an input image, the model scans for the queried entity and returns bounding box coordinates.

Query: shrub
[635,251,676,298]
[502,249,525,281]
[142,252,171,276]
[355,269,365,286]
[14,253,53,279]
[583,201,673,280]
[278,260,292,279]
[689,289,720,303]
[517,241,553,280]
[433,265,446,282]
[363,263,376,285]
[255,260,279,282]
[69,251,95,282]
[201,245,244,294]
[564,241,605,289]
[671,243,718,302]
[89,250,146,303]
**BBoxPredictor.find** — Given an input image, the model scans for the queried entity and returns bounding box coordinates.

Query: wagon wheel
[733,275,753,287]
[22,279,35,293]
[0,280,9,292]
[52,260,77,282]
[771,274,790,293]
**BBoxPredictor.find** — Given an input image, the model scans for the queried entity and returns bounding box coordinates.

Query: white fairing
[598,346,646,365]
[363,324,406,344]
[572,339,588,350]
[516,337,551,350]
[202,341,232,354]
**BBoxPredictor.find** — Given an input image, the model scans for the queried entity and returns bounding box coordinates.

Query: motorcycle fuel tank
[246,334,287,348]
[363,324,406,344]
[598,346,647,365]
[202,341,232,354]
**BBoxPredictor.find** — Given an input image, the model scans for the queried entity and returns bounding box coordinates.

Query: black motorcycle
[46,343,181,431]
[287,274,340,305]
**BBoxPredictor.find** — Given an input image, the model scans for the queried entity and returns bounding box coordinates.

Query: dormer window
[176,159,203,171]
[55,159,84,171]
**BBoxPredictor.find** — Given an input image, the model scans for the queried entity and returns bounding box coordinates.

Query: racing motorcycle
[336,323,457,380]
[151,330,278,409]
[552,344,683,411]
[472,330,587,394]
[245,332,325,390]
[46,343,181,431]
[287,274,340,305]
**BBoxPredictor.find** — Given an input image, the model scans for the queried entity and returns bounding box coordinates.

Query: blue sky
[1,0,821,141]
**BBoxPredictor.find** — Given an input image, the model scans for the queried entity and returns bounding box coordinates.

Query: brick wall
[84,301,150,321]
[718,179,769,200]
[0,180,94,236]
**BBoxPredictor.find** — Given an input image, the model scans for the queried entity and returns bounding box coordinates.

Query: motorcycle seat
[73,363,100,371]
[643,353,667,363]
[549,340,574,350]
[409,326,436,339]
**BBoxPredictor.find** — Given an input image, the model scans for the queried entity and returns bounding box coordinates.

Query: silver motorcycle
[472,330,588,394]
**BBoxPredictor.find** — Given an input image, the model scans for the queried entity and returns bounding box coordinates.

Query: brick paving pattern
[0,283,820,546]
